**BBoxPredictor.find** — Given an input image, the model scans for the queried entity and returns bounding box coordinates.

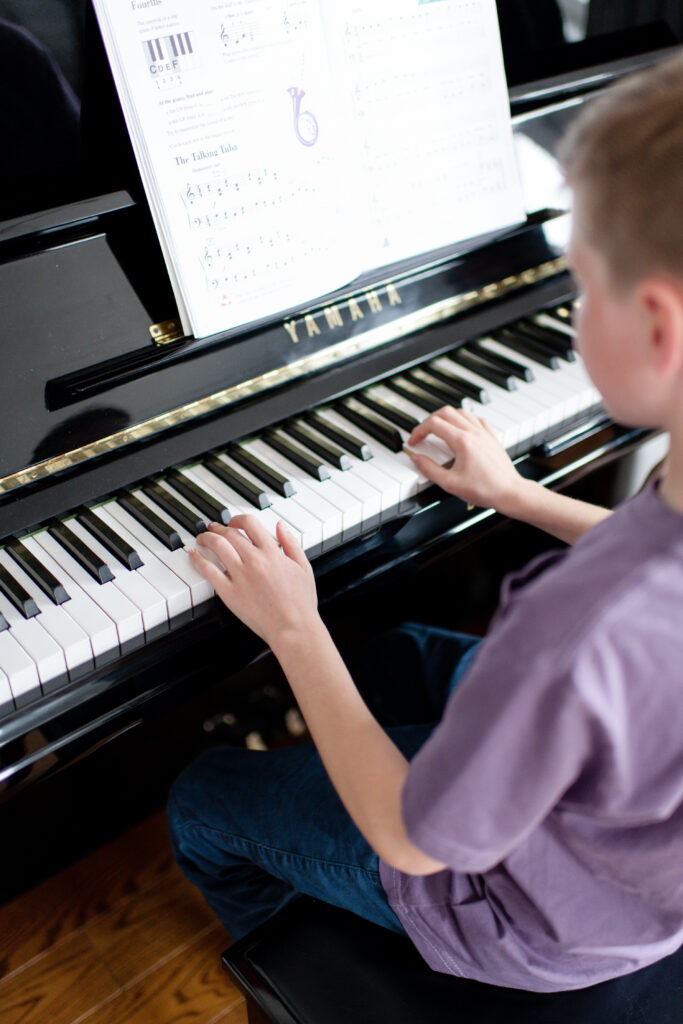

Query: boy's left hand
[189,516,320,648]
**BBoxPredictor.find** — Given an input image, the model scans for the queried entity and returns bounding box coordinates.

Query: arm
[407,406,611,544]
[190,517,447,876]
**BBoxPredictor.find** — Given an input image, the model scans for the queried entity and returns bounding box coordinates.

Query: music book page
[92,0,525,339]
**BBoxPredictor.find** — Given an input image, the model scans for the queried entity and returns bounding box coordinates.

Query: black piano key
[117,492,183,551]
[491,329,561,370]
[47,520,115,584]
[0,612,8,631]
[450,347,518,390]
[167,469,232,525]
[334,398,404,453]
[355,392,420,433]
[467,341,534,382]
[425,361,492,401]
[143,481,208,536]
[303,412,373,461]
[384,376,444,414]
[406,368,466,407]
[206,456,272,510]
[0,562,40,617]
[77,508,143,570]
[283,421,353,471]
[263,431,331,481]
[227,444,296,497]
[514,320,576,360]
[6,538,70,604]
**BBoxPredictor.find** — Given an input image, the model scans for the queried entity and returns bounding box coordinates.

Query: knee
[166,747,228,849]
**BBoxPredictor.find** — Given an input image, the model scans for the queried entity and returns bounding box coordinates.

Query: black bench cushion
[222,897,683,1024]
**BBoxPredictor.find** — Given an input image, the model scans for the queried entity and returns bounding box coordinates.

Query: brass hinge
[149,318,184,346]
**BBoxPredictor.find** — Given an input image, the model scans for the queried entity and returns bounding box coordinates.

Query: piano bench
[222,896,683,1024]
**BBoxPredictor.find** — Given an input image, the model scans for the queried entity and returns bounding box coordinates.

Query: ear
[637,276,683,376]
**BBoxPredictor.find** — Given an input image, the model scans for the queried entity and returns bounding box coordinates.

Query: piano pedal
[201,682,309,750]
[284,707,307,739]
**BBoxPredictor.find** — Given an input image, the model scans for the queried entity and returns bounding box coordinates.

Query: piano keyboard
[0,305,600,717]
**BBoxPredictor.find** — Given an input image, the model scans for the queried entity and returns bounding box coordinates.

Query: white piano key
[243,439,345,550]
[317,459,382,528]
[305,409,403,517]
[480,338,596,425]
[105,495,214,606]
[0,550,93,679]
[430,357,522,448]
[192,457,320,551]
[67,516,170,633]
[0,665,14,718]
[534,311,575,337]
[21,535,119,665]
[33,531,142,652]
[0,590,67,693]
[0,630,41,708]
[251,441,365,540]
[369,385,457,469]
[91,505,194,620]
[445,351,555,447]
[182,463,306,549]
[316,407,420,509]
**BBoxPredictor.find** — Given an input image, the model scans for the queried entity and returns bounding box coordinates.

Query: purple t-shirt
[380,482,683,992]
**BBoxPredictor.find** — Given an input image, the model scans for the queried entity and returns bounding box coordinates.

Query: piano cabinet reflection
[0,45,675,808]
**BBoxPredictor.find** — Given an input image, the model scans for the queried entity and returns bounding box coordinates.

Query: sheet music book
[91,0,525,339]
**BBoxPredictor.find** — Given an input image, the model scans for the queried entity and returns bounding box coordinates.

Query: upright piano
[0,5,676,829]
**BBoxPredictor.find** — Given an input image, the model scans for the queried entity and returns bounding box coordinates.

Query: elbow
[379,837,448,876]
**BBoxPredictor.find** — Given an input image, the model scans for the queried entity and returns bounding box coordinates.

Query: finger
[188,547,233,603]
[276,520,310,568]
[228,513,276,549]
[408,416,467,456]
[408,451,459,490]
[196,529,246,568]
[408,406,472,445]
[206,521,255,559]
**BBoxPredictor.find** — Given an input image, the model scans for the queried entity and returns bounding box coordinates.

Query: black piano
[0,3,678,893]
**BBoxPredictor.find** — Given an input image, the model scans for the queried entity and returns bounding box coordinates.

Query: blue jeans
[167,623,482,940]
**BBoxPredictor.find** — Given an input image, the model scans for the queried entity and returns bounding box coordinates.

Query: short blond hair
[557,50,683,291]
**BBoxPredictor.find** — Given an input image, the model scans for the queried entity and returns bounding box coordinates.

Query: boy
[167,51,683,991]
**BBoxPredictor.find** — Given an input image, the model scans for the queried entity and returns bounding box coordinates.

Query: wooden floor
[0,807,246,1024]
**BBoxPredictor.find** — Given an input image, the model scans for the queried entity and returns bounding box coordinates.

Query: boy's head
[557,51,683,431]
[557,50,683,295]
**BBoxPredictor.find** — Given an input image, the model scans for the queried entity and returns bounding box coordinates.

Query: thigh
[168,725,433,933]
[351,622,482,726]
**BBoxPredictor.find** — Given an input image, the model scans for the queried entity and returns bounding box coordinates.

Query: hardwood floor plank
[0,809,175,980]
[209,1000,249,1023]
[76,923,242,1024]
[85,872,219,985]
[0,932,119,1024]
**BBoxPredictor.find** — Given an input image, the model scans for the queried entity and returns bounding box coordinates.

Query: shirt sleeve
[402,609,595,873]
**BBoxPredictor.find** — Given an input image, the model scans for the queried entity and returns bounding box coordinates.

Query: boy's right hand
[406,406,525,514]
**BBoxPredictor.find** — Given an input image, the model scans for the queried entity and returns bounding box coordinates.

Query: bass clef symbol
[287,86,318,147]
